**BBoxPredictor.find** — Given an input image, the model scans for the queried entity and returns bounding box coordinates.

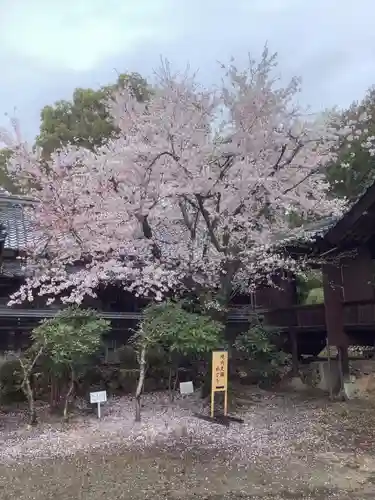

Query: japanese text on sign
[211,351,228,391]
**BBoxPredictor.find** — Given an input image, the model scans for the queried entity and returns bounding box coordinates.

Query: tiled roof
[0,194,346,257]
[0,193,34,252]
[0,185,368,273]
[271,215,339,248]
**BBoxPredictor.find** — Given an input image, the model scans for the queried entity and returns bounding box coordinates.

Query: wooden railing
[0,306,142,320]
[227,303,326,328]
[1,300,375,330]
[343,299,375,326]
[262,304,326,329]
[231,299,375,330]
[296,304,326,328]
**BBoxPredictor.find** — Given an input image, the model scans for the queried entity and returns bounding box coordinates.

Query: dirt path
[1,390,375,499]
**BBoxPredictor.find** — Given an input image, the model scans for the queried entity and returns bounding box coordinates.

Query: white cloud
[0,0,176,71]
[1,0,375,138]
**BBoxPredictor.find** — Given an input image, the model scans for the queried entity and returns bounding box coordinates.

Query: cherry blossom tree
[2,47,373,310]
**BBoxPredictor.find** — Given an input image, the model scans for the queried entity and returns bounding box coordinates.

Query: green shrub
[0,358,24,403]
[115,345,138,367]
[233,314,290,385]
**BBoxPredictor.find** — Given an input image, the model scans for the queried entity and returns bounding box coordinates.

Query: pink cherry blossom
[2,48,373,306]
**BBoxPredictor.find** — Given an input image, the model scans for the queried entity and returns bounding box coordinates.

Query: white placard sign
[90,390,107,403]
[179,381,194,395]
[90,390,107,419]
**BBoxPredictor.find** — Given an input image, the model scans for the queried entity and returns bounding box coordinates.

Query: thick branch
[138,214,161,259]
[269,142,303,177]
[20,345,44,377]
[148,150,180,169]
[272,144,287,172]
[195,194,223,252]
[218,155,235,181]
[179,200,199,240]
[283,167,319,195]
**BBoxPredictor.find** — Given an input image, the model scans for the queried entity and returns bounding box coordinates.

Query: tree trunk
[19,346,44,426]
[49,373,61,412]
[63,366,75,421]
[201,357,212,399]
[23,377,37,426]
[218,260,239,311]
[168,366,174,402]
[173,369,179,392]
[135,345,146,422]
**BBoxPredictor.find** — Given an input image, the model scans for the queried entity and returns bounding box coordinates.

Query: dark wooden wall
[254,274,297,309]
[341,247,374,302]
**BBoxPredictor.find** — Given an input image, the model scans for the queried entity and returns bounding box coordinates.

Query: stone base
[299,360,341,393]
[315,360,341,393]
[284,359,375,399]
[288,376,310,391]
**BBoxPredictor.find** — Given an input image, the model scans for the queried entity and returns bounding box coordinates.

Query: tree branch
[283,167,320,195]
[137,214,161,259]
[195,194,223,252]
[179,200,199,240]
[148,150,180,169]
[272,144,287,172]
[269,142,303,177]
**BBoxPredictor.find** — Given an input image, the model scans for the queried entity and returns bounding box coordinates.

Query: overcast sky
[1,0,375,140]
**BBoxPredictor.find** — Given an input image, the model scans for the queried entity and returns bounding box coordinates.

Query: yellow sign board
[211,350,228,417]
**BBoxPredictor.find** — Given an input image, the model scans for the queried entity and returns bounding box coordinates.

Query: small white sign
[90,390,107,404]
[179,381,194,395]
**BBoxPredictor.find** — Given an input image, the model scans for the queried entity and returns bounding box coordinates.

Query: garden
[0,300,289,425]
[1,302,375,499]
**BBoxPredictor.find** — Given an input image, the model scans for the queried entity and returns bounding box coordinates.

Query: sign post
[193,350,243,426]
[90,390,107,419]
[179,381,194,395]
[211,350,228,418]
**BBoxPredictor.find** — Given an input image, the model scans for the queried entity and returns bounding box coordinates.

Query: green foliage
[0,358,24,403]
[36,72,151,156]
[30,307,110,419]
[305,287,324,305]
[32,306,110,368]
[296,271,323,305]
[234,315,290,381]
[114,344,138,367]
[0,149,20,193]
[138,301,224,357]
[326,87,375,201]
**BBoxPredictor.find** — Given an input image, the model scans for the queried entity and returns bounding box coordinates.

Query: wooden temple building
[1,182,375,384]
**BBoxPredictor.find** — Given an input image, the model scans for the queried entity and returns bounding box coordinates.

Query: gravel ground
[1,388,375,499]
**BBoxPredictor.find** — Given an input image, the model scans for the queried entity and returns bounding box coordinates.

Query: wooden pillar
[322,263,349,385]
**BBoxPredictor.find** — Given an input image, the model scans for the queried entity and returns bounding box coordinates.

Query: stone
[288,376,310,391]
[315,360,341,393]
[344,373,375,399]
